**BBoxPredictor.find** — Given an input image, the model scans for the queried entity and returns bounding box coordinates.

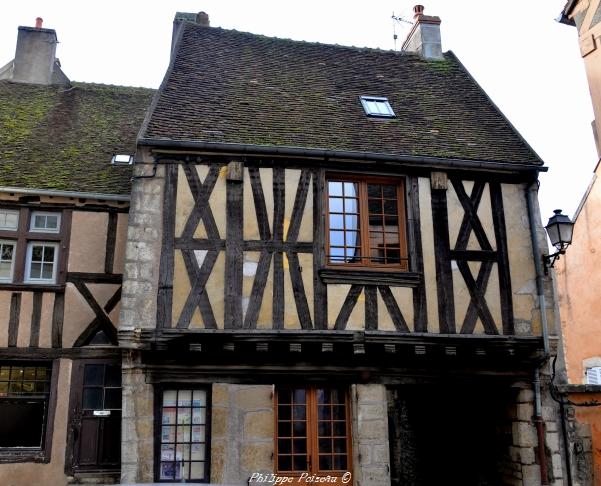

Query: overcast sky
[1,1,597,225]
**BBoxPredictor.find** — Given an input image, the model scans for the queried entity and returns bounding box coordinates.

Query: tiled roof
[0,81,154,195]
[141,23,542,166]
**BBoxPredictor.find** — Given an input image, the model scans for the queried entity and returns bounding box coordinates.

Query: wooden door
[275,386,352,484]
[68,360,121,473]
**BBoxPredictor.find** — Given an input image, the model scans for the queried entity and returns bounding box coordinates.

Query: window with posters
[156,387,210,483]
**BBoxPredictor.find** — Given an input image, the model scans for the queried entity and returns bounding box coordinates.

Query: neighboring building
[119,8,567,486]
[557,2,601,485]
[0,20,153,486]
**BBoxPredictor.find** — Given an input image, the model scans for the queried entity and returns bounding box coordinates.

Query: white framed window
[359,96,396,118]
[30,212,61,233]
[586,367,601,384]
[25,242,59,283]
[0,210,19,231]
[0,240,16,282]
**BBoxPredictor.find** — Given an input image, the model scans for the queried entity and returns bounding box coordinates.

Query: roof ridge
[183,21,421,58]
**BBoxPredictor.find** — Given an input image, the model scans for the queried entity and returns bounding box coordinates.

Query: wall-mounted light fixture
[542,209,574,274]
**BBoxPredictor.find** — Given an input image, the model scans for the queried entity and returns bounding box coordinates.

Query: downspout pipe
[526,181,550,356]
[534,368,550,485]
[526,181,551,485]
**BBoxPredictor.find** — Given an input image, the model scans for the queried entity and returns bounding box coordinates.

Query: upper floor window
[0,240,15,282]
[30,211,61,233]
[359,96,396,118]
[326,176,408,270]
[0,208,66,286]
[0,210,19,231]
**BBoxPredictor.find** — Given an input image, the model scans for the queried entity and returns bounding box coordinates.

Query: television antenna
[391,11,414,50]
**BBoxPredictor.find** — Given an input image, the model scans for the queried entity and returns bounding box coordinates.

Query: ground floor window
[275,386,351,478]
[0,362,52,450]
[157,388,210,483]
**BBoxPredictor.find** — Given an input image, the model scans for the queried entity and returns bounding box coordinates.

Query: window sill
[0,283,65,292]
[318,268,422,286]
[0,448,48,464]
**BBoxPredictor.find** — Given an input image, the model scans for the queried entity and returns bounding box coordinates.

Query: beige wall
[0,192,127,349]
[570,0,601,156]
[170,166,542,335]
[0,359,71,486]
[557,172,601,382]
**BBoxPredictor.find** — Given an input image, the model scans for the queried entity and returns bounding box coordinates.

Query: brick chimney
[401,5,443,60]
[0,18,70,85]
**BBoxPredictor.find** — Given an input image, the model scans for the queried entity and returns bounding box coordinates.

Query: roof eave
[0,186,130,201]
[558,0,577,26]
[138,138,547,174]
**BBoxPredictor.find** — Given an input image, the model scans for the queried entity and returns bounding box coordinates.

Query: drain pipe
[534,368,550,485]
[526,181,550,356]
[526,181,551,485]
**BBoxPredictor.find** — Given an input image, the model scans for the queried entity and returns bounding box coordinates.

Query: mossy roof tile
[142,24,542,166]
[0,81,154,195]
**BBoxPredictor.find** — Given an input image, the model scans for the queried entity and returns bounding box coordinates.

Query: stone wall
[120,354,154,484]
[504,387,566,486]
[352,384,391,486]
[119,151,164,332]
[211,384,274,484]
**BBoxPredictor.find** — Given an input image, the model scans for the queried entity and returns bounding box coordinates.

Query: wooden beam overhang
[119,329,550,380]
[139,138,547,175]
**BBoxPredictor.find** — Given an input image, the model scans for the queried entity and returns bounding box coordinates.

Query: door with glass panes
[68,360,121,473]
[275,387,352,483]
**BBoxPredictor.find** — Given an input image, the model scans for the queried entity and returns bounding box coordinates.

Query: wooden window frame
[0,206,71,290]
[0,359,59,464]
[154,385,212,484]
[275,386,352,480]
[325,174,409,271]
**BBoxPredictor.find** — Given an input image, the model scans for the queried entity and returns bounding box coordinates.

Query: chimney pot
[35,17,43,29]
[413,5,425,18]
[196,12,210,27]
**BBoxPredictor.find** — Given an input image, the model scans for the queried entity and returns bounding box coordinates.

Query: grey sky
[1,1,597,226]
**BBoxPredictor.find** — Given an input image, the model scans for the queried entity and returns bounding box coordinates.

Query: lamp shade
[544,209,574,251]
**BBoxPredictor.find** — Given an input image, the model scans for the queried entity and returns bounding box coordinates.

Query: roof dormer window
[359,96,396,118]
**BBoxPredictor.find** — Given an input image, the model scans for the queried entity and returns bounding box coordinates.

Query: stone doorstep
[67,472,120,484]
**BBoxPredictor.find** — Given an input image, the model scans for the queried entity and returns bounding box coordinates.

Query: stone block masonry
[119,154,165,332]
[211,384,275,484]
[352,384,391,486]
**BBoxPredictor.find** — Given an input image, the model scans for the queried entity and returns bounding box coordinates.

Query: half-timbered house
[0,20,153,486]
[120,8,567,485]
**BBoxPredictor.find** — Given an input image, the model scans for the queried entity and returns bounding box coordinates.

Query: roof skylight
[360,96,396,118]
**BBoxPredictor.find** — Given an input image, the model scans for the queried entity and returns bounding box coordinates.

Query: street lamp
[542,209,574,274]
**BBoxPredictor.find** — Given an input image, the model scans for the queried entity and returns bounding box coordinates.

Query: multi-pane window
[0,210,19,230]
[0,363,52,448]
[276,387,351,479]
[326,177,408,269]
[158,389,209,483]
[82,364,121,411]
[0,240,15,282]
[359,96,396,118]
[25,242,59,283]
[30,211,61,233]
[0,208,64,285]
